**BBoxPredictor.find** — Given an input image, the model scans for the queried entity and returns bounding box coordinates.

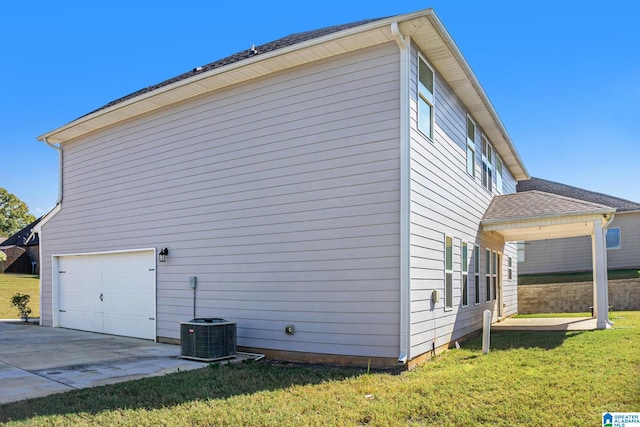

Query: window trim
[474,244,481,305]
[495,156,503,194]
[481,135,493,193]
[491,250,498,301]
[466,116,476,178]
[517,242,526,263]
[485,248,491,302]
[508,256,513,280]
[461,242,469,307]
[606,227,621,250]
[417,55,435,140]
[445,235,453,310]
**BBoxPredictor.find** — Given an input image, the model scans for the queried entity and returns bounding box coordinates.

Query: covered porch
[482,190,616,329]
[491,316,597,331]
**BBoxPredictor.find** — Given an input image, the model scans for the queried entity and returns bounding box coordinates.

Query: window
[418,57,434,139]
[485,249,491,302]
[495,156,503,193]
[461,242,469,307]
[466,117,476,177]
[517,242,526,263]
[474,245,480,304]
[508,256,513,280]
[445,236,453,309]
[492,251,498,301]
[481,136,493,192]
[606,227,621,250]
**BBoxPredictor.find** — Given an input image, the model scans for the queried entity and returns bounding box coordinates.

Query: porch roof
[482,191,616,241]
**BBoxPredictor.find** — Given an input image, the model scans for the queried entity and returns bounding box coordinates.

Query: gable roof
[517,177,640,213]
[89,18,388,116]
[1,217,42,247]
[38,9,528,180]
[483,190,615,224]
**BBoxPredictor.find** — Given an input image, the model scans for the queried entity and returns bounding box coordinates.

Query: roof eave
[37,10,432,144]
[407,12,529,181]
[37,7,529,182]
[482,208,616,227]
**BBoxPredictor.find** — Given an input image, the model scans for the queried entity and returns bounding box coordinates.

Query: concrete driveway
[0,321,208,405]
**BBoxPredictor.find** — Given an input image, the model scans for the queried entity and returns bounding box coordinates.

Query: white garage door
[56,250,156,340]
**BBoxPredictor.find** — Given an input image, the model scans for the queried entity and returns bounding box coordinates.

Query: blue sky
[2,1,639,217]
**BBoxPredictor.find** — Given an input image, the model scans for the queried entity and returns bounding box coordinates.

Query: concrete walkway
[491,317,597,331]
[0,322,253,405]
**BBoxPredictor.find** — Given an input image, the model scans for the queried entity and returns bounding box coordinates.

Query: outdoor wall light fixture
[158,248,169,262]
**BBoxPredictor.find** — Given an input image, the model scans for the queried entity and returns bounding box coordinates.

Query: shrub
[10,293,32,322]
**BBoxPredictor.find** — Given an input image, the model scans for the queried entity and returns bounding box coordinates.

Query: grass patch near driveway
[0,274,39,319]
[1,312,639,426]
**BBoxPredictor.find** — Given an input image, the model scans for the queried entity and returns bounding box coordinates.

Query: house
[517,177,640,275]
[35,9,613,367]
[0,217,42,274]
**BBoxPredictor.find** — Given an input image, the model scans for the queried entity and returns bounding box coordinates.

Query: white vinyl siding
[495,156,503,194]
[40,43,402,359]
[519,213,640,275]
[407,42,519,358]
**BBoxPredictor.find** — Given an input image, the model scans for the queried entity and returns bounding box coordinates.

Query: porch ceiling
[482,191,616,241]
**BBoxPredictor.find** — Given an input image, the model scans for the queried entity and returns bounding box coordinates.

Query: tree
[0,188,36,237]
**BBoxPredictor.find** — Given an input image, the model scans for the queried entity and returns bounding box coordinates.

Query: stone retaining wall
[518,278,640,314]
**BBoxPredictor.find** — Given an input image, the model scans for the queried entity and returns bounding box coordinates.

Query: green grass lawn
[1,312,638,426]
[0,274,39,319]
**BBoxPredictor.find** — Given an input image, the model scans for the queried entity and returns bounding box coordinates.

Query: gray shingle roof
[517,177,640,212]
[0,217,42,246]
[483,190,615,223]
[88,17,388,116]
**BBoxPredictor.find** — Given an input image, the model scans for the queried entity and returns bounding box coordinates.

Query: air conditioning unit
[180,318,237,361]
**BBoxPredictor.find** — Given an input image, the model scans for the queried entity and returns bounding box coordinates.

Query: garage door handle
[99,293,104,301]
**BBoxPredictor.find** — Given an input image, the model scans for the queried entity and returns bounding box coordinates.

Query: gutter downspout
[602,212,615,327]
[38,137,63,326]
[42,137,63,205]
[391,22,411,366]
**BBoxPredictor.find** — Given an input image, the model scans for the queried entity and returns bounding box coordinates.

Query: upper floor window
[495,156,503,193]
[418,57,434,139]
[606,227,621,250]
[481,136,493,192]
[466,117,476,177]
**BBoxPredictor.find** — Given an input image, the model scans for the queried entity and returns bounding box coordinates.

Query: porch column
[591,220,611,329]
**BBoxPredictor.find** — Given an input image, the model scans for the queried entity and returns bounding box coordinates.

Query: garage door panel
[59,272,102,312]
[103,314,155,339]
[102,271,155,317]
[59,310,103,334]
[56,250,156,340]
